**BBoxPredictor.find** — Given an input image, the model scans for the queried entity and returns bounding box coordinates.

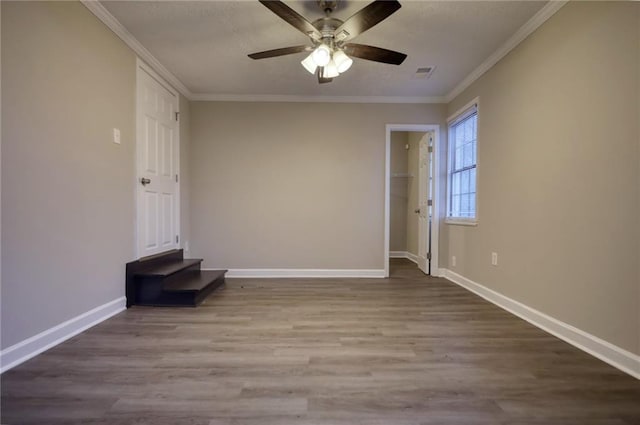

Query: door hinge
[428,146,433,153]
[175,112,180,121]
[427,199,433,206]
[175,174,179,183]
[176,235,179,243]
[427,252,432,261]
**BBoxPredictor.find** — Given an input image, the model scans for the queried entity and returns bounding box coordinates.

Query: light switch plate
[113,128,121,144]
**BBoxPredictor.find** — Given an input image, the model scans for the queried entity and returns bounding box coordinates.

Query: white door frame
[385,124,441,278]
[135,58,180,259]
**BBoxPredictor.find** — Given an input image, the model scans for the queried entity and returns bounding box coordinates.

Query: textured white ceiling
[101,1,547,98]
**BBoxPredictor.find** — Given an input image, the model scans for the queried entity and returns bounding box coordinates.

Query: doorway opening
[384,125,440,278]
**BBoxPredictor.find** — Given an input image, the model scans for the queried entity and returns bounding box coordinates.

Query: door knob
[141,177,151,186]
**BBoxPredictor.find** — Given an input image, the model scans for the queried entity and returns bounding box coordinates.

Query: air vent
[414,66,435,79]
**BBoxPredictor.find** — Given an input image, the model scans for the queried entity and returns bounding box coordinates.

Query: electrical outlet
[184,241,190,253]
[491,252,498,266]
[452,256,457,267]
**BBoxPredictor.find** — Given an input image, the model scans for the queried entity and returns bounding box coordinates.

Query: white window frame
[446,97,479,226]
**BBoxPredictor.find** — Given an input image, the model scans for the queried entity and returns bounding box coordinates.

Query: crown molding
[189,93,446,104]
[81,0,442,104]
[444,0,568,103]
[83,0,566,105]
[81,0,193,99]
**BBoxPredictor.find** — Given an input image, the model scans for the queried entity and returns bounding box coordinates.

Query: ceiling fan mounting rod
[318,0,338,15]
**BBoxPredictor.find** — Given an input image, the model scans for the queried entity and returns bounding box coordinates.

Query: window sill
[445,219,478,227]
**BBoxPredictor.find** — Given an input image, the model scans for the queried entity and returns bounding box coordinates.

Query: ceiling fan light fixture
[249,0,406,84]
[301,53,318,74]
[333,50,353,73]
[322,59,340,79]
[311,44,331,67]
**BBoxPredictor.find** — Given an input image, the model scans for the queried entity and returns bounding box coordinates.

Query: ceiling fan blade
[343,43,407,65]
[248,45,311,60]
[317,68,333,84]
[334,0,401,42]
[259,0,322,41]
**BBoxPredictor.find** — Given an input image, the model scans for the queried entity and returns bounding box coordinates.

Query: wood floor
[2,259,639,424]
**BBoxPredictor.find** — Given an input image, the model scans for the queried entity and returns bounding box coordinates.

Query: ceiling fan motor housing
[312,17,344,46]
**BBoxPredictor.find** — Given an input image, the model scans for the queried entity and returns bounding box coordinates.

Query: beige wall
[638,6,640,355]
[190,102,446,269]
[390,132,408,252]
[1,2,192,350]
[443,1,640,354]
[1,1,136,348]
[1,3,3,343]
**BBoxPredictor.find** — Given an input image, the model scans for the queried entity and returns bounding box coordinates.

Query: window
[447,100,478,223]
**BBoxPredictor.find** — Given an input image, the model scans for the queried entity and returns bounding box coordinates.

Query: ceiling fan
[248,0,407,84]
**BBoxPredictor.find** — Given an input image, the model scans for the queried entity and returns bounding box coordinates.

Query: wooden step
[131,269,226,307]
[134,270,226,307]
[135,258,202,278]
[125,249,226,307]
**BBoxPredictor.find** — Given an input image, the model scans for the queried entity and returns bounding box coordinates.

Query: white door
[136,62,180,258]
[417,132,432,274]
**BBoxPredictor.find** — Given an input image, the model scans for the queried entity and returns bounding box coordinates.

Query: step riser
[163,265,201,286]
[136,276,226,307]
[136,291,199,307]
[194,276,226,306]
[135,278,163,304]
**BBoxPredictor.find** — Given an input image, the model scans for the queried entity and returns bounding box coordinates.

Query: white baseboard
[442,269,640,380]
[205,268,385,278]
[389,251,419,265]
[0,297,126,373]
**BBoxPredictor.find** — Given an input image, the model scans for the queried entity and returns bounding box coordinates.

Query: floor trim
[205,268,386,278]
[442,269,640,380]
[0,297,127,373]
[389,251,419,265]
